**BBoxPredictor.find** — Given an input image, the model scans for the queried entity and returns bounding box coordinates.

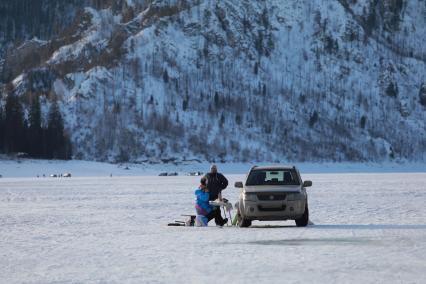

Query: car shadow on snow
[246,237,378,246]
[249,220,316,228]
[250,225,298,229]
[310,224,426,230]
[249,224,426,230]
[229,224,426,246]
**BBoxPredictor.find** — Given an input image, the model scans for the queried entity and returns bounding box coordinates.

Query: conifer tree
[0,104,4,152]
[4,92,25,153]
[47,101,65,159]
[28,93,43,157]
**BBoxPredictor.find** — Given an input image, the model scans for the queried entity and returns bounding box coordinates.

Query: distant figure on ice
[195,177,227,226]
[203,164,228,225]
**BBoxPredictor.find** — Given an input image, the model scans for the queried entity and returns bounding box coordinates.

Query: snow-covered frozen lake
[1,173,426,283]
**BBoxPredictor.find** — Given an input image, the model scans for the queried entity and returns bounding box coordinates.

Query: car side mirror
[234,181,243,188]
[303,180,312,187]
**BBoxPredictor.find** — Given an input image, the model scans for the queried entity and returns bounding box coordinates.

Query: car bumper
[240,199,306,221]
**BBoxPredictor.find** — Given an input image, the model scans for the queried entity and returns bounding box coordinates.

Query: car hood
[244,185,302,193]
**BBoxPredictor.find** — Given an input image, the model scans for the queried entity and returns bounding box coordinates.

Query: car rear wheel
[237,212,252,227]
[295,203,309,227]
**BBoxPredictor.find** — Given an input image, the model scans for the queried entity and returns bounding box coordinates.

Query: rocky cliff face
[1,0,425,163]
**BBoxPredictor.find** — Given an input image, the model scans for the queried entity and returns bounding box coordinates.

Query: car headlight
[243,192,257,201]
[287,193,305,201]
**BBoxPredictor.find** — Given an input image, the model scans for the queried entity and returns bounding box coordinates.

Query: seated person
[195,177,227,226]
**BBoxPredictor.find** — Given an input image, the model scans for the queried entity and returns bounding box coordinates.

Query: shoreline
[0,158,425,178]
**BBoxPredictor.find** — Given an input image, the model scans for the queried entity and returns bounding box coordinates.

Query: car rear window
[246,169,300,186]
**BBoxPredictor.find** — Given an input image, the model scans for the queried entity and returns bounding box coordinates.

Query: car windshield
[246,169,300,186]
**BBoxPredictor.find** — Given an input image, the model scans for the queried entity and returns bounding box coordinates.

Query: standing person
[204,164,228,225]
[195,177,226,226]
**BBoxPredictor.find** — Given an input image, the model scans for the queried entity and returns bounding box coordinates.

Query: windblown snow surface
[1,173,426,283]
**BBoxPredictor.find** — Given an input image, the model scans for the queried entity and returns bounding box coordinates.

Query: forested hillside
[1,0,425,163]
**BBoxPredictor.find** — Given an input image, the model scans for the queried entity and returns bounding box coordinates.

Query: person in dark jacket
[204,164,228,201]
[204,164,228,225]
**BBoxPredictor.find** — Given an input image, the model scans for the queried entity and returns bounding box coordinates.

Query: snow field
[1,173,426,283]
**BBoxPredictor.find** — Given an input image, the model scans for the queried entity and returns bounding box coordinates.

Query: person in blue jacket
[195,177,227,226]
[195,177,211,226]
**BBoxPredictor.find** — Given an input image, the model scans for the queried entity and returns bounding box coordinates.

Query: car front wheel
[295,203,309,227]
[237,212,252,227]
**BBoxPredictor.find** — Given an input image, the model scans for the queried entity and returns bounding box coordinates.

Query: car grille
[258,205,286,211]
[256,193,286,201]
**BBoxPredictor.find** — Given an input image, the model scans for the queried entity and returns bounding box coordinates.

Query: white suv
[234,165,312,227]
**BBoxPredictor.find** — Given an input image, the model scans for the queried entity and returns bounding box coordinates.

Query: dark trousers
[206,207,225,225]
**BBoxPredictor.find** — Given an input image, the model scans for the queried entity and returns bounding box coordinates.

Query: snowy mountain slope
[1,0,425,162]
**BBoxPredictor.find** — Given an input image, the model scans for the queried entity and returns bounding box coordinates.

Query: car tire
[295,203,309,227]
[237,212,252,227]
